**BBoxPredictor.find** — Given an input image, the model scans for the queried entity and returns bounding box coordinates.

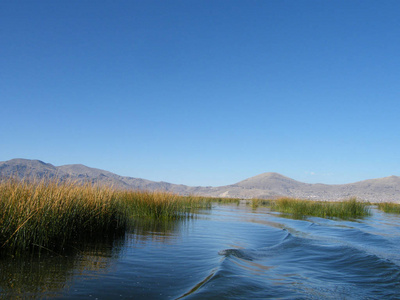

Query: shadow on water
[0,217,186,298]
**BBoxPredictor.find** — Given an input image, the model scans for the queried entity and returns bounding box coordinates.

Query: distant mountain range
[1,158,399,203]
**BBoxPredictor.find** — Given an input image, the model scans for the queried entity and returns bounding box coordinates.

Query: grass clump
[253,197,370,219]
[376,202,400,214]
[0,178,211,256]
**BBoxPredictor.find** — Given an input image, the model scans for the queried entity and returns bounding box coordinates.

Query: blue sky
[1,0,399,186]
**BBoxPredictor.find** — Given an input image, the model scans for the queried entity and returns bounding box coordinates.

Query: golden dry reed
[0,178,211,256]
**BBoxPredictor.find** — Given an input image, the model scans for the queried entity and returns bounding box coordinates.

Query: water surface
[1,203,400,299]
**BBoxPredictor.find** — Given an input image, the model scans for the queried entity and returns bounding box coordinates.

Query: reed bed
[250,199,273,209]
[0,178,211,256]
[376,202,400,214]
[0,179,127,255]
[120,191,212,219]
[252,197,371,219]
[210,197,241,205]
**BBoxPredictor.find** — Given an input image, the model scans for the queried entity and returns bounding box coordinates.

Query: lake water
[1,203,400,299]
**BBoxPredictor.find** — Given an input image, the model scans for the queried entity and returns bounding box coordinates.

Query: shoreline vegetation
[376,202,400,214]
[0,178,398,256]
[0,178,213,256]
[251,197,372,219]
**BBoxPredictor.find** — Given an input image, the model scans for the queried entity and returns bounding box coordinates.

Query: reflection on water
[0,218,184,298]
[1,204,400,299]
[126,218,189,244]
[1,255,73,297]
[0,236,126,298]
[0,240,114,297]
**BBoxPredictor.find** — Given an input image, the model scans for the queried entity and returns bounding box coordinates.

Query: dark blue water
[1,203,400,299]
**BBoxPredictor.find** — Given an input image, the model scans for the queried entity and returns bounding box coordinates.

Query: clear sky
[1,0,399,186]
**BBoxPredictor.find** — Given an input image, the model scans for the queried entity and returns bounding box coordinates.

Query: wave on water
[194,220,400,300]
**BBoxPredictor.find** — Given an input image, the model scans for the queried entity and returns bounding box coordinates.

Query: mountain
[234,172,306,192]
[0,159,195,193]
[0,159,399,202]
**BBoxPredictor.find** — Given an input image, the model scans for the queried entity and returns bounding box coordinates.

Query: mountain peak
[254,172,289,179]
[0,158,56,178]
[234,172,302,190]
[4,158,49,166]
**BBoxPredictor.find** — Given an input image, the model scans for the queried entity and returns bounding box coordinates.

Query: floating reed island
[0,178,212,256]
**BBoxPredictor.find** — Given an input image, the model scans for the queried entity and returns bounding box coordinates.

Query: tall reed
[0,178,128,255]
[120,191,212,219]
[0,178,211,256]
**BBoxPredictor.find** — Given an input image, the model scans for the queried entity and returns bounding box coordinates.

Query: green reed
[210,197,241,205]
[250,199,273,209]
[120,191,212,220]
[376,202,400,214]
[252,197,371,219]
[0,178,211,256]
